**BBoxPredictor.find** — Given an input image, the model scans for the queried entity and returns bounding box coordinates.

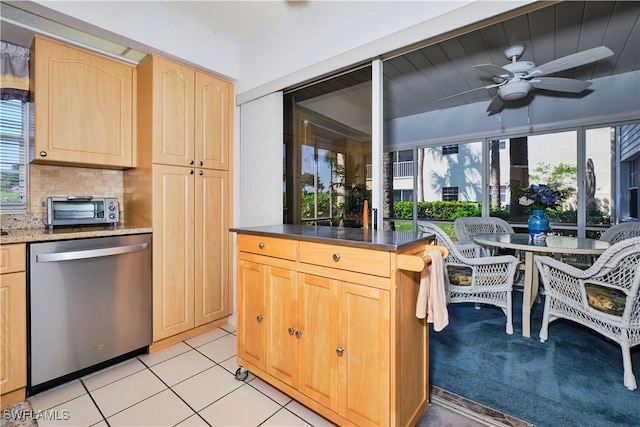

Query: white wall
[238,93,284,227]
[18,0,240,79]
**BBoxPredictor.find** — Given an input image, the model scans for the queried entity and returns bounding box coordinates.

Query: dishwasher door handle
[36,243,149,263]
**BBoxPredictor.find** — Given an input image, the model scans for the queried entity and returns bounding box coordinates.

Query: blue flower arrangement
[517,184,564,210]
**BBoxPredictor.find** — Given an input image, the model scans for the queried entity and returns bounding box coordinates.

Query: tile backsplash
[1,164,124,229]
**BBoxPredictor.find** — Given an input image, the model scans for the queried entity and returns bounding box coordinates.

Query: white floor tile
[262,408,312,426]
[174,413,210,426]
[82,358,147,391]
[285,400,337,427]
[172,365,244,411]
[28,380,86,412]
[137,342,191,367]
[249,377,293,406]
[198,384,281,426]
[196,333,236,362]
[90,369,166,417]
[19,331,483,427]
[149,349,215,386]
[106,389,194,426]
[185,328,229,348]
[220,323,237,334]
[36,394,103,427]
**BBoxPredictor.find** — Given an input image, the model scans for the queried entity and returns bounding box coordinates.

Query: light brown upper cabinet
[139,55,231,171]
[30,35,135,169]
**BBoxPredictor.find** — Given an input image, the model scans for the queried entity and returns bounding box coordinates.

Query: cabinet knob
[336,347,344,356]
[39,151,47,157]
[295,330,303,339]
[332,253,341,262]
[199,170,203,176]
[288,327,296,335]
[256,314,264,323]
[199,161,204,166]
[258,242,265,249]
[189,160,194,165]
[190,170,194,175]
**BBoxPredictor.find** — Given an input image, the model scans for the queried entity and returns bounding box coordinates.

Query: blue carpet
[429,295,640,427]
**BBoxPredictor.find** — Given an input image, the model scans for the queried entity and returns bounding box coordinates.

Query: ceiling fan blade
[526,46,614,77]
[473,64,513,78]
[486,94,504,114]
[436,84,501,102]
[529,77,592,93]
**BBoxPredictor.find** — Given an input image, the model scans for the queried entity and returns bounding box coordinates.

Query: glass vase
[528,209,550,240]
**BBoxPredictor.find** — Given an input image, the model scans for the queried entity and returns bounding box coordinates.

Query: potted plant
[515,184,565,239]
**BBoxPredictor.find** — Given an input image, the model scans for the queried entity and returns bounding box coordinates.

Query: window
[442,144,458,155]
[283,66,372,228]
[0,99,28,212]
[442,186,459,201]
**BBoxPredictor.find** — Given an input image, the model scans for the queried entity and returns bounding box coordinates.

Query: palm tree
[490,140,501,209]
[509,136,529,221]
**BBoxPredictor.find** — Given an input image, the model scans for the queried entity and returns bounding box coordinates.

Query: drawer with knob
[237,234,297,261]
[0,243,26,274]
[298,241,390,277]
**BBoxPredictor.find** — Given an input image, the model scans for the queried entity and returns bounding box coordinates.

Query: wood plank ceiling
[290,1,640,122]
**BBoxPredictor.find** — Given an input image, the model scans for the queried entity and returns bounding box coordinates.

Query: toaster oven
[45,196,120,229]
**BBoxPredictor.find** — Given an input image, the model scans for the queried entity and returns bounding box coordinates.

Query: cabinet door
[297,274,338,411]
[31,35,134,168]
[195,169,230,325]
[152,165,195,341]
[151,56,195,167]
[338,283,390,426]
[265,266,298,386]
[0,272,27,394]
[237,260,265,370]
[195,72,232,171]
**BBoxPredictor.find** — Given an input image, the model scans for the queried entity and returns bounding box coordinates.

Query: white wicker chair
[454,217,515,253]
[563,222,640,269]
[535,237,640,390]
[600,222,640,244]
[454,216,527,286]
[418,221,520,334]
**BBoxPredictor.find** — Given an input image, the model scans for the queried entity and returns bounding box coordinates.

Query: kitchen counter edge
[0,225,153,244]
[231,224,434,252]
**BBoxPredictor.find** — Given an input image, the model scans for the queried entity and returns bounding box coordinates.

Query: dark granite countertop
[230,224,434,252]
[0,224,153,244]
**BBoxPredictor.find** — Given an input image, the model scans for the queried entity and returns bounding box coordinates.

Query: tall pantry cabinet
[125,55,233,344]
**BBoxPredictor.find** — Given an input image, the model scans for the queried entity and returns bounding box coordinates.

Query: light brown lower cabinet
[151,164,230,342]
[0,244,27,408]
[236,233,430,427]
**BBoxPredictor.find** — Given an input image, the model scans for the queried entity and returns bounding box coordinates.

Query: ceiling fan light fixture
[498,80,531,100]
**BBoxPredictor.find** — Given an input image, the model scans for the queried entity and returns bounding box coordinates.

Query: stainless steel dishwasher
[28,233,152,395]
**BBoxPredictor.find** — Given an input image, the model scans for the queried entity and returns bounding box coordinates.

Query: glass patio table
[471,233,609,338]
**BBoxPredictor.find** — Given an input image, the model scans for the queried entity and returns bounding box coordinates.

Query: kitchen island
[232,224,436,427]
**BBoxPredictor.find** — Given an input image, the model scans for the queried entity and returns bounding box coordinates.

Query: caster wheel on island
[235,367,249,381]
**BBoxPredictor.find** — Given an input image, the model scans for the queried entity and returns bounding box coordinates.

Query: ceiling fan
[440,44,614,114]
